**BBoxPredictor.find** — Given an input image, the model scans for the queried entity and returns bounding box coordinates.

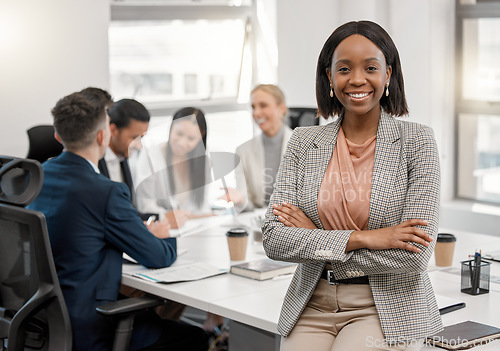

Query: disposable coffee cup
[434,233,456,267]
[226,228,249,261]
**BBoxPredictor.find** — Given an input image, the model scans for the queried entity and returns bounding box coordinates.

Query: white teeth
[255,119,265,124]
[349,93,369,98]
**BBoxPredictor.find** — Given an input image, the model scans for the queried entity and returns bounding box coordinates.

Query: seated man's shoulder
[94,174,131,198]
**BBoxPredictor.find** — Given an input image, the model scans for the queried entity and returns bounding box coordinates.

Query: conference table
[122,211,500,350]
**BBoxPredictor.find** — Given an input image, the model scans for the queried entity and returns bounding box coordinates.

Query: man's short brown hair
[51,92,106,150]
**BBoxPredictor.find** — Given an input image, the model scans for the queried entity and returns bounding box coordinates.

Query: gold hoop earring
[385,84,389,97]
[330,85,334,98]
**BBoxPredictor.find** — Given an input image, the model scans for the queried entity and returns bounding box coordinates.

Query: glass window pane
[109,19,245,103]
[458,113,500,203]
[462,18,500,102]
[184,74,198,95]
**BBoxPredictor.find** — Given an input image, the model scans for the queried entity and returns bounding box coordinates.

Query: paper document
[123,253,138,264]
[169,214,233,237]
[133,262,228,283]
[123,248,187,265]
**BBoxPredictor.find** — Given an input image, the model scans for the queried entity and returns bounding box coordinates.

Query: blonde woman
[230,84,293,210]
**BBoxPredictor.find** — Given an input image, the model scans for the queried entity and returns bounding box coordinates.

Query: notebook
[230,258,296,281]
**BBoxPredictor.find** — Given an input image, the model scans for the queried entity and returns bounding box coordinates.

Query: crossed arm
[263,125,440,276]
[272,202,432,254]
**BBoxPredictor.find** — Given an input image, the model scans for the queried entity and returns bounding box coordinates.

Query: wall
[0,0,110,158]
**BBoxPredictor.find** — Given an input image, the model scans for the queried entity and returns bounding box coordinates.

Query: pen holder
[460,259,491,295]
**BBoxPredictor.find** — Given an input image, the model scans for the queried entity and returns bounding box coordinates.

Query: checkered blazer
[262,110,443,342]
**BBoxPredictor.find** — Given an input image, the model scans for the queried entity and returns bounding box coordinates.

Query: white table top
[122,216,500,349]
[122,211,287,333]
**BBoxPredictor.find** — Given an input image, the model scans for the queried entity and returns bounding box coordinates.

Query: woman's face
[169,119,203,157]
[251,89,286,137]
[328,34,391,119]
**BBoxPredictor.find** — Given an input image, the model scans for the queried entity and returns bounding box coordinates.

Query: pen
[146,215,157,226]
[474,250,481,294]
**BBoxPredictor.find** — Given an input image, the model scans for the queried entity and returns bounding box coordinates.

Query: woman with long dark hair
[133,106,225,337]
[135,107,213,228]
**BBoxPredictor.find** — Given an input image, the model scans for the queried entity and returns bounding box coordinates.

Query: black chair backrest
[287,107,319,129]
[0,156,72,350]
[26,125,63,164]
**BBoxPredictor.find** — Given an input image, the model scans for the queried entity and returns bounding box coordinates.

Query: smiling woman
[316,22,408,121]
[328,34,391,143]
[263,21,442,351]
[225,84,293,210]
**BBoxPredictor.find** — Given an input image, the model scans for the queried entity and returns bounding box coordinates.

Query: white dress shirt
[104,147,125,183]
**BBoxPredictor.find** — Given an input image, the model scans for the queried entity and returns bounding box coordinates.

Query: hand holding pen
[144,215,171,239]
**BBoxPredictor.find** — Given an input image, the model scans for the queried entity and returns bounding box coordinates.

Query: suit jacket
[262,110,443,342]
[235,125,293,209]
[28,152,177,351]
[98,156,158,221]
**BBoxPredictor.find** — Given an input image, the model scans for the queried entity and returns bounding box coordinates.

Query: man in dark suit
[28,92,208,351]
[79,89,168,224]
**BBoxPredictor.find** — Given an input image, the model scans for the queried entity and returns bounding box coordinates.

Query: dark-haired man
[78,90,157,222]
[28,92,208,351]
[97,99,150,215]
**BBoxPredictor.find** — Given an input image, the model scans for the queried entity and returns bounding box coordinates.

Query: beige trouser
[280,279,423,351]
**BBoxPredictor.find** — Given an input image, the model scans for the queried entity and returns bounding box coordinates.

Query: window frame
[455,0,500,204]
[109,2,257,116]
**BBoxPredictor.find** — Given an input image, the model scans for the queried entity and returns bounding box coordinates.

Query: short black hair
[316,20,408,118]
[107,98,151,129]
[51,92,106,150]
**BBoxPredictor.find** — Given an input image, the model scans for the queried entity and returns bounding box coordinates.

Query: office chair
[26,125,63,163]
[0,156,165,351]
[286,107,319,129]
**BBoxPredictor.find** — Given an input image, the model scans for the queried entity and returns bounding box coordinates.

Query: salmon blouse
[317,127,376,231]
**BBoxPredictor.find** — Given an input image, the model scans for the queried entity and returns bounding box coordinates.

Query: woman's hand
[347,219,433,253]
[218,187,244,205]
[187,212,216,220]
[165,209,190,229]
[272,202,317,230]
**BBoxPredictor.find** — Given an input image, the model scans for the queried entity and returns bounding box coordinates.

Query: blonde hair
[251,84,288,115]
